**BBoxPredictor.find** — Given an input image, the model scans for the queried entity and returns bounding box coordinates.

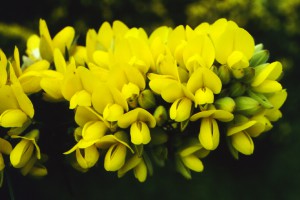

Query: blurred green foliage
[0,0,299,199]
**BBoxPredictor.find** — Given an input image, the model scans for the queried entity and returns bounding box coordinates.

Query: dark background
[0,0,299,199]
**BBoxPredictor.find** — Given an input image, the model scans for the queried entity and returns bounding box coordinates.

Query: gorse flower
[0,18,287,185]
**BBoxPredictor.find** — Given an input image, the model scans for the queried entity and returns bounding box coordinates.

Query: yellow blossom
[118,108,156,145]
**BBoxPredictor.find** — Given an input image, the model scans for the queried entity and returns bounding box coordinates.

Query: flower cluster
[0,18,287,184]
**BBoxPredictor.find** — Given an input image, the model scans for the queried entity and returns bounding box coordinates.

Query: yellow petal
[118,108,156,128]
[53,26,75,54]
[10,140,34,168]
[267,89,287,109]
[199,118,219,150]
[130,121,151,145]
[76,145,99,169]
[82,121,107,141]
[170,97,192,122]
[231,131,254,155]
[149,77,178,95]
[190,109,233,122]
[11,83,34,118]
[227,51,249,69]
[161,82,185,103]
[187,67,222,94]
[181,154,204,172]
[118,154,142,178]
[194,87,214,105]
[40,77,63,100]
[103,103,124,122]
[12,47,22,77]
[23,60,50,73]
[252,80,282,93]
[61,69,83,101]
[97,21,113,50]
[0,85,19,113]
[233,28,255,60]
[74,106,101,127]
[53,48,67,74]
[0,153,5,171]
[104,144,127,171]
[252,61,282,87]
[134,159,147,182]
[227,120,257,136]
[69,90,92,109]
[0,109,28,127]
[0,138,13,155]
[0,50,8,87]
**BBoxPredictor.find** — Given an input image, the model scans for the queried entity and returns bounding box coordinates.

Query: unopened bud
[218,65,231,84]
[241,67,255,83]
[249,50,269,67]
[232,68,245,79]
[235,96,262,116]
[229,82,246,97]
[153,105,168,126]
[138,89,156,109]
[214,97,236,113]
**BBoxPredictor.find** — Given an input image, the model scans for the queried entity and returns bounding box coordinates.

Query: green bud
[229,82,246,97]
[153,105,168,126]
[218,65,231,84]
[138,89,156,109]
[241,67,255,83]
[235,96,262,116]
[150,128,168,145]
[247,90,274,109]
[214,97,236,113]
[255,44,264,52]
[249,50,269,67]
[231,68,245,79]
[151,146,168,167]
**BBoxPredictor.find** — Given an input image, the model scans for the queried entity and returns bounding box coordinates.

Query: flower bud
[153,105,168,126]
[229,82,246,97]
[214,97,236,113]
[241,67,255,84]
[231,68,245,79]
[217,65,231,84]
[235,96,262,116]
[138,89,156,109]
[249,49,269,67]
[151,146,168,167]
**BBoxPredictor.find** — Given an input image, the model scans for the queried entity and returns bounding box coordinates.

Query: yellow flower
[117,154,148,182]
[227,119,265,157]
[0,53,34,127]
[170,97,193,122]
[191,109,234,150]
[64,120,108,169]
[39,18,75,62]
[92,83,128,117]
[182,32,215,73]
[96,131,134,171]
[118,108,156,145]
[10,129,41,168]
[210,18,255,68]
[251,61,283,93]
[187,67,222,106]
[175,138,209,179]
